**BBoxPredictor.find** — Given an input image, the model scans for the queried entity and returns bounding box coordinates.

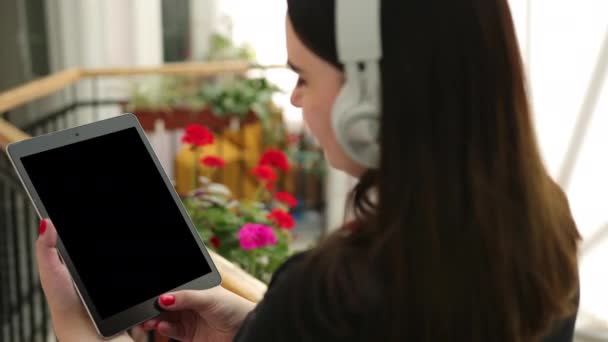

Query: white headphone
[332,0,382,168]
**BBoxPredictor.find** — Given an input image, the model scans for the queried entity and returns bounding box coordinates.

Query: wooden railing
[0,61,273,303]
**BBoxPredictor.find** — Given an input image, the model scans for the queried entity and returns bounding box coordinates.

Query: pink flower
[238,224,278,250]
[181,124,214,147]
[201,155,226,168]
[274,191,297,207]
[259,149,290,171]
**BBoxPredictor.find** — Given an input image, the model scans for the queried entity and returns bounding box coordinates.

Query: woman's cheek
[303,109,327,143]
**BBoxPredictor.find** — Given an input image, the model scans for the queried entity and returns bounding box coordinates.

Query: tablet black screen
[21,127,211,319]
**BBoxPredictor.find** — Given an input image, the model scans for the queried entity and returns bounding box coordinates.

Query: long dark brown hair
[286,0,580,341]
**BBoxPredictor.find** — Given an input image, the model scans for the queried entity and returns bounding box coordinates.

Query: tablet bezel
[6,113,222,338]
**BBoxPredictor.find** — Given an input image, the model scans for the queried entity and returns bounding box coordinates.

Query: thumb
[36,219,80,311]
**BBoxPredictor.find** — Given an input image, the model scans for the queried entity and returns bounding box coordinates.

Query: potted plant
[180,124,297,283]
[126,75,282,137]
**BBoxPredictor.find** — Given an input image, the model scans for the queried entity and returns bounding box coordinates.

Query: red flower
[201,155,225,168]
[251,165,277,182]
[275,191,297,207]
[209,236,221,248]
[267,209,295,230]
[259,148,290,171]
[182,124,214,147]
[265,181,276,192]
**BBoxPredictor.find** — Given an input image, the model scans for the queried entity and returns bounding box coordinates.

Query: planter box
[128,107,319,205]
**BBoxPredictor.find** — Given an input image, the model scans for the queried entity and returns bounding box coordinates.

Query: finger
[36,219,78,307]
[140,319,160,331]
[157,288,220,312]
[140,310,180,330]
[130,325,148,341]
[155,320,187,341]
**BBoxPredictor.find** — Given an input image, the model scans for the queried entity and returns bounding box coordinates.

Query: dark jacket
[236,253,578,341]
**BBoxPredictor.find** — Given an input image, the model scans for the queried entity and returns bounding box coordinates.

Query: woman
[37,0,580,341]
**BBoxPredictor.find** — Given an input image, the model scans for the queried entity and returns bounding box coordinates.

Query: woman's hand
[141,286,256,342]
[37,219,132,342]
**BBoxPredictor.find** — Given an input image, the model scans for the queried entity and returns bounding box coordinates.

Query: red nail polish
[159,295,175,306]
[39,220,47,235]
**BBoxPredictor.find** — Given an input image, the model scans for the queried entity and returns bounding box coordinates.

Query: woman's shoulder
[266,251,309,286]
[234,248,382,341]
[235,247,579,341]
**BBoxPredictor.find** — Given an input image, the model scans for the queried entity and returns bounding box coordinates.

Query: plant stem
[250,249,258,277]
[253,184,264,202]
[192,146,199,191]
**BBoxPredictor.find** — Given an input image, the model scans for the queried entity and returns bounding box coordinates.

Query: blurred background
[0,0,606,341]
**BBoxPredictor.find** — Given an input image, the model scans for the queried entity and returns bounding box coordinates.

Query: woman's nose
[290,88,302,108]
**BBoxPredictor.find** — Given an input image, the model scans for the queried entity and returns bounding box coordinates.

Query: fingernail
[39,220,47,235]
[159,294,175,306]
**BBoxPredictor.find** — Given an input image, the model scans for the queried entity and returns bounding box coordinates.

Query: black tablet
[6,113,222,338]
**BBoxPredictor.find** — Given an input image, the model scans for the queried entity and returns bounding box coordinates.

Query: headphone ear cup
[342,104,380,167]
[332,80,380,168]
[331,79,358,158]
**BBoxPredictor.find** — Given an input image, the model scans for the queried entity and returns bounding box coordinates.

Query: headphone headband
[336,0,382,63]
[332,0,383,168]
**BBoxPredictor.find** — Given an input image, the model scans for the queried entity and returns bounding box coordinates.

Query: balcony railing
[0,61,290,342]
